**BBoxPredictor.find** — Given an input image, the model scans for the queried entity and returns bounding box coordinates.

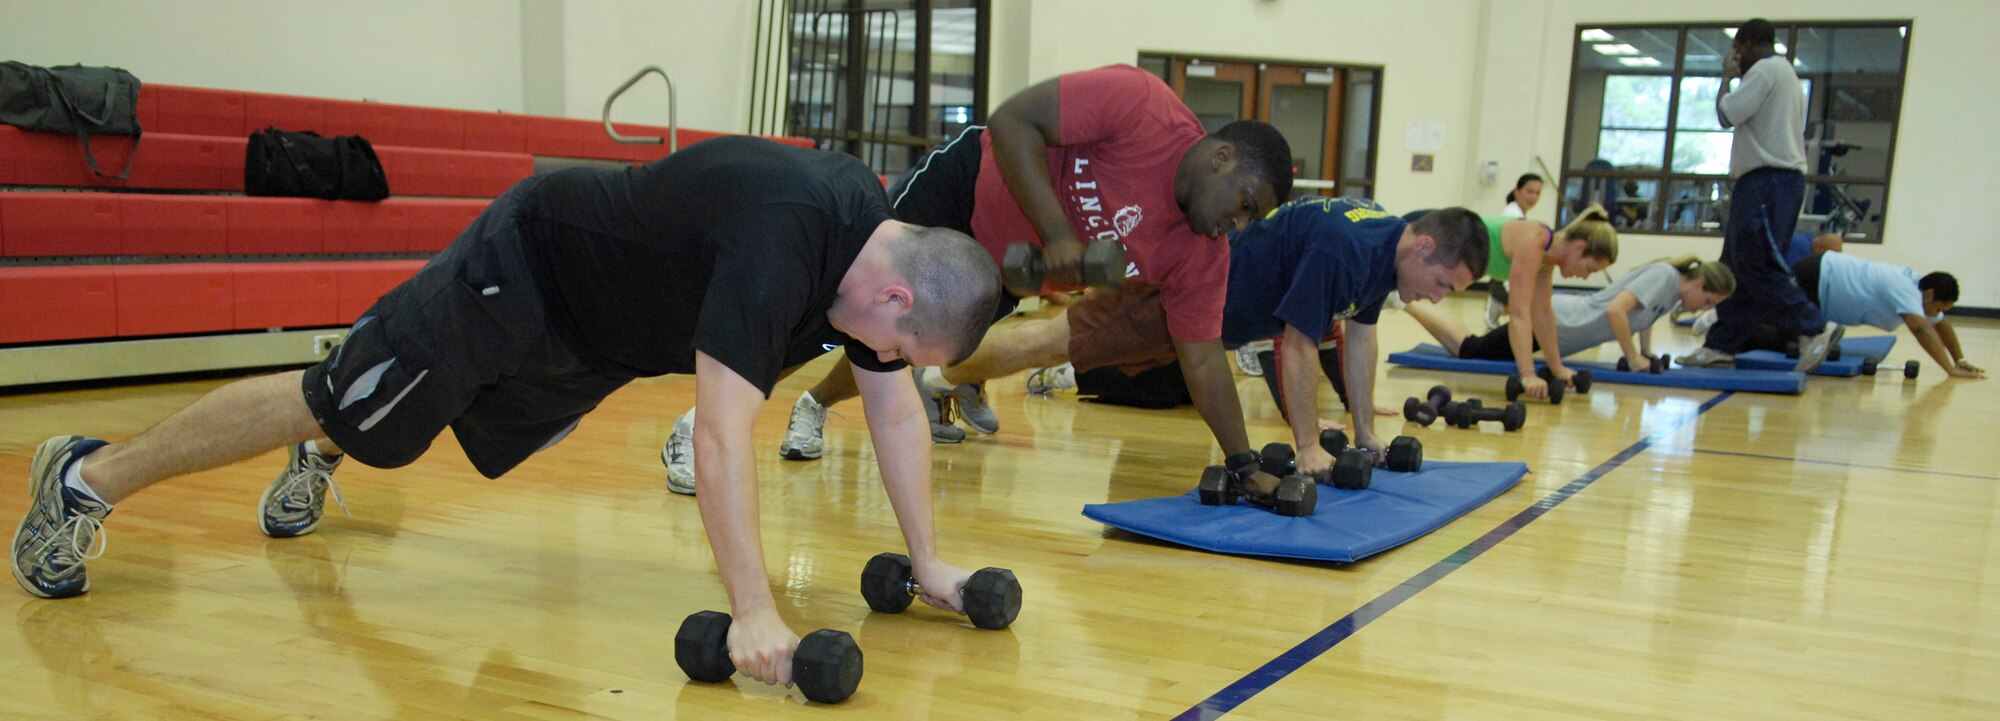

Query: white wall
[0,0,523,112]
[550,0,761,133]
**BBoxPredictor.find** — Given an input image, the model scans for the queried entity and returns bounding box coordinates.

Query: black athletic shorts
[1456,323,1540,361]
[302,175,631,479]
[888,126,1021,324]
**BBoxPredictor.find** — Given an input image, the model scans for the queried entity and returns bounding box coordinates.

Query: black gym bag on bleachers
[245,126,390,201]
[0,61,143,180]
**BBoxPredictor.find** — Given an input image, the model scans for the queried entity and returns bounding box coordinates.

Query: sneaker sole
[12,435,85,599]
[779,446,823,461]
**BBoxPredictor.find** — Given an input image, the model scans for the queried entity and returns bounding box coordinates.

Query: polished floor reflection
[2,296,1996,720]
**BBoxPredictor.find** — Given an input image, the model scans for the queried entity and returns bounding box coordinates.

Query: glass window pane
[1672,130,1732,174]
[1608,178,1661,231]
[1805,181,1885,243]
[1682,27,1733,74]
[1576,27,1678,71]
[1341,70,1375,183]
[1183,77,1245,133]
[1795,26,1906,76]
[1596,129,1665,169]
[1270,84,1328,180]
[1601,75,1670,129]
[1676,77,1722,131]
[1663,179,1729,233]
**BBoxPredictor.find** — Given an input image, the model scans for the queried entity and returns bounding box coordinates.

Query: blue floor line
[1688,447,2000,481]
[1172,392,1736,720]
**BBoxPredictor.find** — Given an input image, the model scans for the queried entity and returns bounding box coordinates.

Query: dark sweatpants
[1706,168,1824,353]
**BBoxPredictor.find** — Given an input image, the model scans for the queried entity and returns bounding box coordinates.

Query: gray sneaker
[1678,347,1736,368]
[947,382,999,435]
[1794,323,1845,373]
[11,436,112,598]
[1234,344,1265,376]
[257,442,346,538]
[915,372,965,444]
[778,392,829,461]
[664,408,697,495]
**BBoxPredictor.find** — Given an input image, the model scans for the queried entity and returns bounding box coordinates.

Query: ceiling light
[1581,29,1615,42]
[1592,43,1641,56]
[1723,28,1737,38]
[1899,26,1907,38]
[1618,57,1663,67]
[1774,42,1788,54]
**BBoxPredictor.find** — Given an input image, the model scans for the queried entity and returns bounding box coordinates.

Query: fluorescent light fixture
[1592,43,1641,55]
[1774,42,1788,54]
[1581,29,1615,42]
[1303,69,1335,85]
[1899,26,1907,38]
[1186,62,1217,78]
[1723,28,1737,38]
[1618,57,1663,67]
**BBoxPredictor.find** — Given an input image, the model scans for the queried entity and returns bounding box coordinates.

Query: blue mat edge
[1387,345,1806,394]
[1081,461,1530,564]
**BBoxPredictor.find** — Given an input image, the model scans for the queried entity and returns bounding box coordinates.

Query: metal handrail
[602,65,678,152]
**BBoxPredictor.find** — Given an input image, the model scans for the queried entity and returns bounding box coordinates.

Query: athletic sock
[62,459,111,508]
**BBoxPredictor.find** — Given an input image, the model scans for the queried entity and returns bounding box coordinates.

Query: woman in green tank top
[1404,206,1619,400]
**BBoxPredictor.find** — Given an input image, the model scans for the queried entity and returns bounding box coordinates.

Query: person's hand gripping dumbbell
[1002,232,1128,296]
[861,553,1022,631]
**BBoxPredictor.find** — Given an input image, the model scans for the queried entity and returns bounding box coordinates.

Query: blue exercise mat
[1082,461,1528,563]
[1734,335,1896,377]
[1387,344,1807,394]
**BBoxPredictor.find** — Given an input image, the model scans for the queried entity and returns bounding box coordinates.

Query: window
[1560,22,1909,242]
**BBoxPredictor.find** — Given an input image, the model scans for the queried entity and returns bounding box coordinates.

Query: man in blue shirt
[1036,199,1487,484]
[1746,251,1985,379]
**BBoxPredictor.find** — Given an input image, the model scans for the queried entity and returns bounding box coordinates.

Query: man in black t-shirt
[11,137,1002,689]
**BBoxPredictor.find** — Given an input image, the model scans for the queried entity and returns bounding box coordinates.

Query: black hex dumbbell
[1259,442,1297,478]
[861,552,1021,631]
[1447,399,1527,431]
[1617,354,1672,374]
[1316,430,1423,490]
[676,611,863,704]
[1861,359,1879,376]
[1001,240,1127,296]
[1904,360,1920,379]
[1196,458,1316,517]
[1403,385,1455,427]
[1507,366,1591,403]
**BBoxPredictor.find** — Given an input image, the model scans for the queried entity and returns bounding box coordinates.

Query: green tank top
[1482,216,1552,280]
[1484,216,1510,279]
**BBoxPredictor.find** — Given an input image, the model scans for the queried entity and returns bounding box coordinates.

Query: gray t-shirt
[1551,263,1683,356]
[1720,55,1808,177]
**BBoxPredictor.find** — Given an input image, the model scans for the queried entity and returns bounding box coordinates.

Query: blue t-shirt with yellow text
[1221,196,1403,347]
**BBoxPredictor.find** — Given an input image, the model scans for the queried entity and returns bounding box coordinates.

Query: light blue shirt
[1818,252,1924,331]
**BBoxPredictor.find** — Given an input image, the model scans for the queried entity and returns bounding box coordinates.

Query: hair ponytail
[1557,204,1618,263]
[1655,255,1736,296]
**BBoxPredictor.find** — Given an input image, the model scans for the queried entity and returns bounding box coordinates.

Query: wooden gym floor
[1,294,1996,720]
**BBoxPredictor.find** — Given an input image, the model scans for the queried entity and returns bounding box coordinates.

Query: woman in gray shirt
[1421,257,1735,372]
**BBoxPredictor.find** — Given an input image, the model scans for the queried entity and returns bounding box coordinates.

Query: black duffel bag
[245,126,390,200]
[0,61,143,179]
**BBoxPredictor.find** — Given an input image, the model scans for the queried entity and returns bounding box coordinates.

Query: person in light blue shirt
[1748,251,1984,379]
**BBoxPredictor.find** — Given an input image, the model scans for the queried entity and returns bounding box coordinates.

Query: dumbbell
[1506,367,1592,403]
[1259,442,1297,478]
[1403,385,1455,427]
[675,611,862,704]
[1616,354,1672,374]
[1316,430,1423,490]
[1861,359,1879,376]
[1001,240,1127,296]
[1904,360,1920,379]
[1196,463,1317,517]
[1447,399,1527,431]
[861,552,1021,631]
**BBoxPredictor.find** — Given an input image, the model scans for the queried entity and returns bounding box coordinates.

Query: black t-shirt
[518,136,904,395]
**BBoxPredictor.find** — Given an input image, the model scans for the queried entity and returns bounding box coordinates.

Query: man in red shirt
[663,65,1292,495]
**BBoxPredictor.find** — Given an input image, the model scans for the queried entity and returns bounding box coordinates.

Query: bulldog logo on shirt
[1113,205,1143,237]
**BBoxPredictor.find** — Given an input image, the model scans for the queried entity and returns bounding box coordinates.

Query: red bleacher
[1,82,813,351]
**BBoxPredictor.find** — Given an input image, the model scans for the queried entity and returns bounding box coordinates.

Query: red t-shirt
[970,64,1225,342]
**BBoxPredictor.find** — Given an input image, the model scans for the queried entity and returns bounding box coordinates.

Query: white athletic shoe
[1483,296,1506,330]
[1026,363,1077,395]
[663,408,696,495]
[778,392,828,461]
[1794,323,1845,373]
[1235,340,1271,376]
[1677,347,1736,368]
[1691,309,1719,336]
